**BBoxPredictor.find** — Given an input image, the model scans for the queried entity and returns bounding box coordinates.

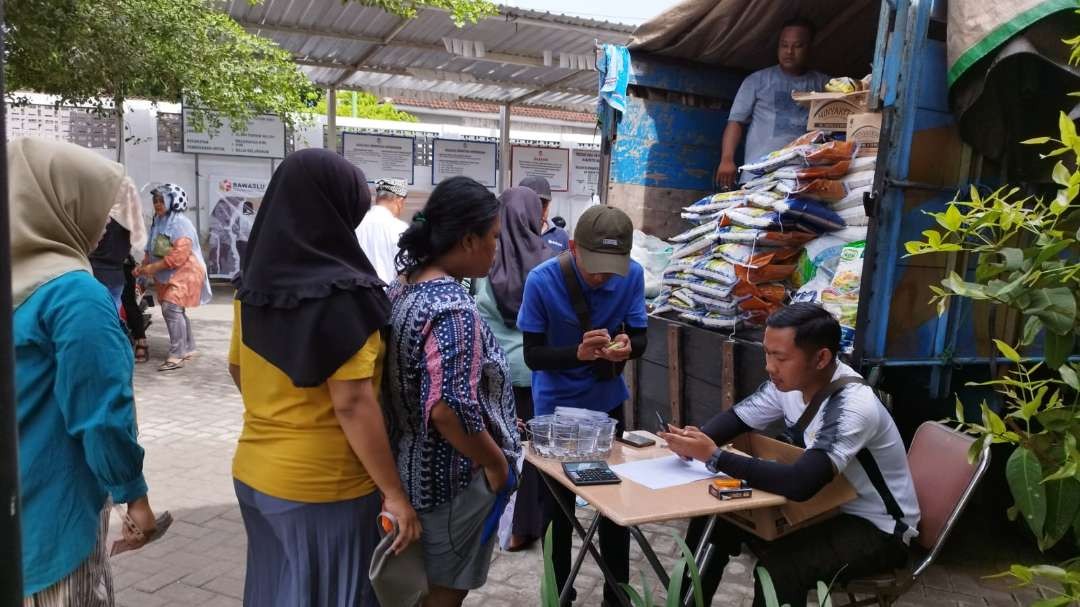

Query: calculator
[562,461,622,486]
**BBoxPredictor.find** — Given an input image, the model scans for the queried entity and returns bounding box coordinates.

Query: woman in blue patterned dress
[383,176,520,607]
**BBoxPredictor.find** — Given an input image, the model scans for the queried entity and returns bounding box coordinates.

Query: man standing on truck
[518,205,648,606]
[715,17,830,189]
[660,303,919,606]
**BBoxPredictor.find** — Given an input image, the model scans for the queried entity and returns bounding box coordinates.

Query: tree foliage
[905,13,1080,603]
[4,0,320,131]
[352,0,498,25]
[316,92,418,122]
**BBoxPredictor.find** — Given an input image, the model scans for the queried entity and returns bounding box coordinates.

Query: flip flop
[110,509,173,557]
[157,360,184,372]
[182,351,198,361]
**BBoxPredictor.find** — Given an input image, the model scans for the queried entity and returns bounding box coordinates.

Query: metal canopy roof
[225,1,634,112]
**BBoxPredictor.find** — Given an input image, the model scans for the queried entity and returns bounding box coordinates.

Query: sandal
[157,360,184,372]
[134,341,149,364]
[110,509,173,557]
[182,351,198,361]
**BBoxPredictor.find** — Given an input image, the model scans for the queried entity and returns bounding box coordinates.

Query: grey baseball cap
[518,176,552,201]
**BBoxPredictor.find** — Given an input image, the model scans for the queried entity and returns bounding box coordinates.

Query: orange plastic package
[804,141,857,165]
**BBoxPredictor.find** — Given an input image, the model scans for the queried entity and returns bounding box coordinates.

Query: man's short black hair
[551,216,566,229]
[766,303,840,356]
[780,16,816,41]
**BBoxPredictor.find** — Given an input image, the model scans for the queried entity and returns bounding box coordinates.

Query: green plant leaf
[982,403,1008,436]
[1022,316,1044,346]
[994,339,1023,364]
[541,524,560,607]
[621,582,648,607]
[1040,478,1080,550]
[1044,461,1080,484]
[1060,365,1080,391]
[998,248,1027,271]
[1038,408,1076,433]
[943,272,990,300]
[1060,111,1078,146]
[1007,447,1047,537]
[1046,332,1077,371]
[942,204,963,232]
[817,581,833,607]
[1027,288,1078,335]
[955,396,966,424]
[666,560,687,607]
[757,567,783,607]
[1022,137,1053,145]
[1053,161,1073,186]
[670,532,705,607]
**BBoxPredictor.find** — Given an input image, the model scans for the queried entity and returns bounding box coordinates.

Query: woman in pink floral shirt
[135,184,212,371]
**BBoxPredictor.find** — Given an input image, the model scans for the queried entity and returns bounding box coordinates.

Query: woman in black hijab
[471,186,554,551]
[228,148,419,607]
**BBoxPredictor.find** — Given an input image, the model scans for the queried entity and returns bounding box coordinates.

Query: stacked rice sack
[652,130,872,333]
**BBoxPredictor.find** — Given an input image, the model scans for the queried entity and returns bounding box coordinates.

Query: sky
[503,0,684,26]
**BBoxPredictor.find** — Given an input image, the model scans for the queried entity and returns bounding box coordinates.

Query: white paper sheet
[609,455,723,490]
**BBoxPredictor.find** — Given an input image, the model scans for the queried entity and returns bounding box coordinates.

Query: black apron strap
[856,449,911,540]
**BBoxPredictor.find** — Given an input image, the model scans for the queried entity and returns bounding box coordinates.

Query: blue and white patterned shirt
[384,277,520,512]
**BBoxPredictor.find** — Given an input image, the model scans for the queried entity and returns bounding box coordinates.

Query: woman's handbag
[150,233,173,259]
[369,512,428,607]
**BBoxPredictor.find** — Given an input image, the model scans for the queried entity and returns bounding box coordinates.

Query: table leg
[682,515,719,607]
[537,471,631,607]
[628,525,670,588]
[562,512,601,605]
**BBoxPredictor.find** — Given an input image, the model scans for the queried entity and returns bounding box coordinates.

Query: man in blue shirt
[543,215,570,252]
[517,205,648,605]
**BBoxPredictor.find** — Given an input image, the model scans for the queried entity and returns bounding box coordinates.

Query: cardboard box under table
[526,433,787,607]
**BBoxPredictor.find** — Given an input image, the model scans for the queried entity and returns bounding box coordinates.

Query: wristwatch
[705,448,725,474]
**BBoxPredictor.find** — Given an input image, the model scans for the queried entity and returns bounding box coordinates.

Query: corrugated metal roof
[224,0,628,111]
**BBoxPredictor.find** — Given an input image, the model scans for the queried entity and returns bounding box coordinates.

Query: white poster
[182,110,285,158]
[206,176,269,279]
[432,139,498,187]
[572,149,601,196]
[342,132,415,184]
[511,146,570,192]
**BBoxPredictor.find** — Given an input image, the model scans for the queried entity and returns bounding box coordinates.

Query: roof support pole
[499,103,512,193]
[326,88,337,153]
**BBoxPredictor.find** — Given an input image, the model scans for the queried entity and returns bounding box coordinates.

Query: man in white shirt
[661,303,918,607]
[355,178,409,286]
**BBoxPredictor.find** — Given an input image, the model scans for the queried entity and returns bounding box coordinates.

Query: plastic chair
[839,421,992,606]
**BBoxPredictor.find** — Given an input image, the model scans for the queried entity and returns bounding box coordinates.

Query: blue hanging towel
[598,44,631,116]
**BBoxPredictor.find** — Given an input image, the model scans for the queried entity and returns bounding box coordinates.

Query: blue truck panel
[610,97,730,190]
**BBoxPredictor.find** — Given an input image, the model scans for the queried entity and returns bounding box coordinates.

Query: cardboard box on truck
[792,91,869,132]
[722,433,857,541]
[847,112,883,158]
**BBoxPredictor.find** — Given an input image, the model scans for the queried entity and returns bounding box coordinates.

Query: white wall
[9,95,601,241]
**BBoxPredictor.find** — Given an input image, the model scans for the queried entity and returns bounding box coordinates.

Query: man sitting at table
[660,303,919,607]
[518,205,648,606]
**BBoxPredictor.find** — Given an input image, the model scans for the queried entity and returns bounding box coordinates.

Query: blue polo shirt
[543,227,570,252]
[517,256,648,416]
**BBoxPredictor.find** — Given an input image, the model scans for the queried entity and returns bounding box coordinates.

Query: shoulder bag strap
[558,252,591,332]
[793,376,868,436]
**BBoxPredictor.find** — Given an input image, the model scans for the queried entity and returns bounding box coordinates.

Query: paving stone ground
[110,289,1051,606]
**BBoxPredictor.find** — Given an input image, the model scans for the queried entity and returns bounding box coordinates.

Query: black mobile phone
[616,432,655,448]
[654,411,669,434]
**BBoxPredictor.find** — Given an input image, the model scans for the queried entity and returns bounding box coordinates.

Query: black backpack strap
[558,252,591,332]
[788,376,867,447]
[856,449,911,540]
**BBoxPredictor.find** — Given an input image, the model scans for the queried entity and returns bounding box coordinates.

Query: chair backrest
[907,421,990,564]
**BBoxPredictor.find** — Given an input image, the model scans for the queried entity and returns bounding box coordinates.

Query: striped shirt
[733,362,920,541]
[384,277,520,512]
